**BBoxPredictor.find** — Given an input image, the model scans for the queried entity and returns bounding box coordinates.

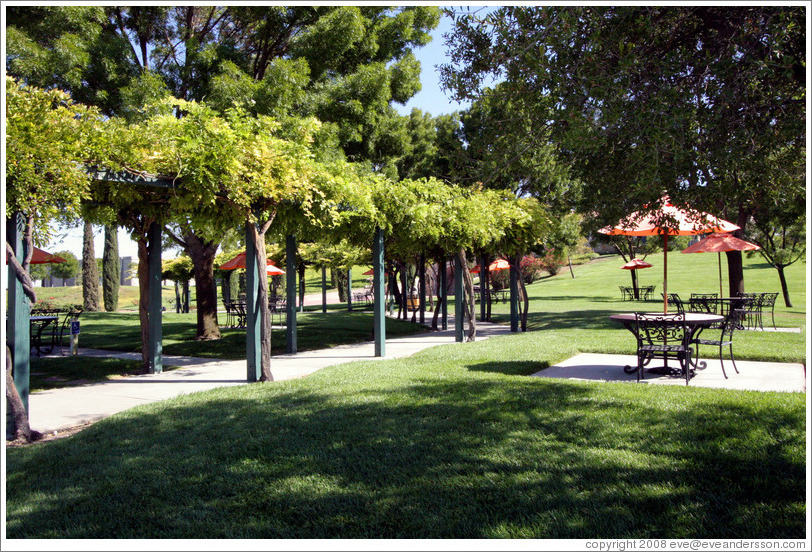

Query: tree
[162,256,194,314]
[82,221,101,310]
[49,250,80,284]
[441,6,805,294]
[5,77,107,442]
[7,5,440,341]
[102,224,120,311]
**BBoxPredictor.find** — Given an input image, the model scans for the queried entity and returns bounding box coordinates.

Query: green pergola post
[454,254,464,342]
[510,254,519,332]
[245,223,261,382]
[418,253,426,324]
[373,226,386,357]
[440,257,448,330]
[321,266,327,314]
[286,235,297,354]
[6,213,31,420]
[479,253,487,322]
[147,221,163,374]
[347,268,353,312]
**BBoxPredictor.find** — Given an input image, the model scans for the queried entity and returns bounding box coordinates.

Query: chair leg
[728,343,739,374]
[718,347,728,379]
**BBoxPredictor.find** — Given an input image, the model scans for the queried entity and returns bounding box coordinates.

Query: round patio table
[609,312,724,377]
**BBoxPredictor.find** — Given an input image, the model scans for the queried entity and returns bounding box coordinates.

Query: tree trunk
[457,249,477,341]
[726,250,745,297]
[102,225,120,312]
[5,230,39,443]
[82,221,100,311]
[183,233,221,340]
[6,346,41,443]
[727,205,750,296]
[247,221,274,382]
[777,265,793,308]
[137,236,151,372]
[519,272,529,332]
[630,269,639,300]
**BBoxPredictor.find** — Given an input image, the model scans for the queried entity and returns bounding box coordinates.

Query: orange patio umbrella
[681,233,760,297]
[470,258,510,273]
[220,251,285,275]
[599,196,739,312]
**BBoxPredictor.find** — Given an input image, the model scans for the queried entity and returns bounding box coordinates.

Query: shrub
[539,250,567,276]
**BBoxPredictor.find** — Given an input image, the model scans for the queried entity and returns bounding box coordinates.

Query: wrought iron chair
[690,293,718,314]
[619,286,633,301]
[663,293,685,314]
[633,312,693,385]
[691,309,744,379]
[739,293,761,330]
[759,292,779,330]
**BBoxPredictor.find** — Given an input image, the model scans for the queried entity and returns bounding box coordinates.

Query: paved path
[26,315,806,436]
[27,318,512,435]
[535,353,806,393]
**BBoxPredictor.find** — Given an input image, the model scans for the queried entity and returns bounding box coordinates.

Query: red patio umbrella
[620,258,653,300]
[681,233,760,297]
[30,247,67,264]
[599,196,739,312]
[220,251,285,274]
[620,258,653,270]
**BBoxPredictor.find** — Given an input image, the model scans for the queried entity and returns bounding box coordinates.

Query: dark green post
[7,213,30,418]
[454,254,464,342]
[245,223,261,382]
[440,257,448,330]
[418,253,426,324]
[147,221,163,374]
[373,226,386,357]
[286,235,297,353]
[321,266,327,314]
[479,253,487,322]
[510,255,519,332]
[347,268,353,312]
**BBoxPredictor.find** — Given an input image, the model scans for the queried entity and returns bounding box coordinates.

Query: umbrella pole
[663,235,668,313]
[718,252,723,298]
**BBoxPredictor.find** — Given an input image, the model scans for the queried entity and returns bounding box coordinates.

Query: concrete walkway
[27,318,513,435]
[27,317,806,436]
[534,353,806,393]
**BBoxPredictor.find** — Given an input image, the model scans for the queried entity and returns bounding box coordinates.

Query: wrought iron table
[610,312,724,378]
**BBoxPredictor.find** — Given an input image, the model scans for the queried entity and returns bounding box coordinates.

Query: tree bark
[82,221,101,311]
[183,232,221,340]
[727,204,750,296]
[777,266,793,308]
[102,225,120,312]
[457,249,477,341]
[246,220,274,382]
[137,236,151,372]
[5,233,39,443]
[6,346,41,443]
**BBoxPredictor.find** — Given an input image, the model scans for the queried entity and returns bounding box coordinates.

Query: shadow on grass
[6,378,805,539]
[465,360,549,376]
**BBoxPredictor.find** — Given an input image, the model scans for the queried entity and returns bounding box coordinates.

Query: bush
[539,250,567,276]
[520,255,545,284]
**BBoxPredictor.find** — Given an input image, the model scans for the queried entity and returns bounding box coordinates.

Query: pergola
[7,170,523,415]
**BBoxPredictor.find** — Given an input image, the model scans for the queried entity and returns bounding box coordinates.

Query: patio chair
[689,293,718,315]
[691,309,744,379]
[634,312,693,385]
[224,300,236,328]
[619,286,632,302]
[642,285,656,300]
[664,293,685,314]
[759,292,779,330]
[739,293,760,330]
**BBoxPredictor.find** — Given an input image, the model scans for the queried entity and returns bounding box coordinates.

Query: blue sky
[46,6,484,260]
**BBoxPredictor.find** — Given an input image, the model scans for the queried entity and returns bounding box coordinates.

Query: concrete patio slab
[533,352,806,393]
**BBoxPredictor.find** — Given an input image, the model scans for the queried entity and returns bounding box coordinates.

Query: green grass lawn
[6,333,806,538]
[6,251,807,538]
